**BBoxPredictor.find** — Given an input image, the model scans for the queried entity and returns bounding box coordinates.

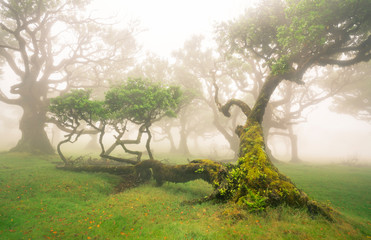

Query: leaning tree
[206,0,371,212]
[328,62,371,122]
[0,0,137,154]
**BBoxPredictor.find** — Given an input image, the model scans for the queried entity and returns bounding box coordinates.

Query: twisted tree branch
[211,71,251,118]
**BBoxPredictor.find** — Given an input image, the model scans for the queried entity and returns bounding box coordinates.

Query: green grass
[0,153,370,239]
[276,162,371,221]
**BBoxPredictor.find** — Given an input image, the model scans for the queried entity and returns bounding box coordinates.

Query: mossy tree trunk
[288,125,302,163]
[230,75,307,204]
[208,73,333,218]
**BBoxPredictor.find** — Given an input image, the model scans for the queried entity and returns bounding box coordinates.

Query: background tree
[0,0,138,154]
[129,52,213,157]
[329,62,371,122]
[266,66,353,162]
[172,36,245,158]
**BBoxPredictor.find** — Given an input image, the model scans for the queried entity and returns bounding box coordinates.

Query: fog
[272,104,371,163]
[0,0,370,165]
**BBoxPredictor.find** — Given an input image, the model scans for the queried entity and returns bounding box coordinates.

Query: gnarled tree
[0,0,137,154]
[56,0,371,219]
[208,0,371,213]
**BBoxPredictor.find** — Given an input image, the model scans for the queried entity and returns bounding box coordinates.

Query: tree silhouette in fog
[0,0,138,154]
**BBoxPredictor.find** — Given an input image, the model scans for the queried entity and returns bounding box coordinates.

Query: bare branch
[220,99,252,118]
[317,53,371,67]
[0,44,20,51]
[0,89,22,105]
[0,49,24,76]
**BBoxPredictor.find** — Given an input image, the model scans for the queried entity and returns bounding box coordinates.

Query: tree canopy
[49,78,183,164]
[105,78,183,124]
[217,0,371,123]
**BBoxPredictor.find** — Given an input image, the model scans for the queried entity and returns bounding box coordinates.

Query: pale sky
[91,0,257,57]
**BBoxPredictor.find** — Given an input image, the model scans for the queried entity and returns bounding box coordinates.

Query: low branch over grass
[57,157,335,221]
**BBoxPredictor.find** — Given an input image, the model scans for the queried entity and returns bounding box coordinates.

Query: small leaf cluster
[105,78,183,124]
[49,89,105,127]
[239,189,268,213]
[270,55,290,76]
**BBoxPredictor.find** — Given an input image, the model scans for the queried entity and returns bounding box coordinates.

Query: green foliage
[278,0,371,59]
[238,189,268,213]
[49,79,183,162]
[105,78,183,124]
[217,0,371,77]
[49,89,105,126]
[270,55,290,76]
[49,78,183,127]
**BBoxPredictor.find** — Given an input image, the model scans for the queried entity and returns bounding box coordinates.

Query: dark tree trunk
[262,112,281,163]
[178,125,190,155]
[288,125,301,163]
[85,134,100,150]
[11,101,54,154]
[145,126,154,160]
[135,159,224,186]
[231,76,307,205]
[164,126,177,152]
[224,76,333,219]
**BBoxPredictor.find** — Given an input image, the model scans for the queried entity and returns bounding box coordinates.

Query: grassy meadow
[0,153,370,239]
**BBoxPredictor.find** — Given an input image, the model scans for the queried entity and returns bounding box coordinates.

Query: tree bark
[163,125,177,152]
[231,119,333,219]
[262,106,281,163]
[85,134,100,150]
[10,100,54,154]
[178,123,190,155]
[288,125,301,163]
[218,74,333,219]
[135,159,224,186]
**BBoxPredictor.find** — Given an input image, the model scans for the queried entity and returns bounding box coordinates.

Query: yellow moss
[230,120,311,210]
[191,159,224,181]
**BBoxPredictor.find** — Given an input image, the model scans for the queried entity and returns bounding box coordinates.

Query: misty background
[0,0,370,164]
